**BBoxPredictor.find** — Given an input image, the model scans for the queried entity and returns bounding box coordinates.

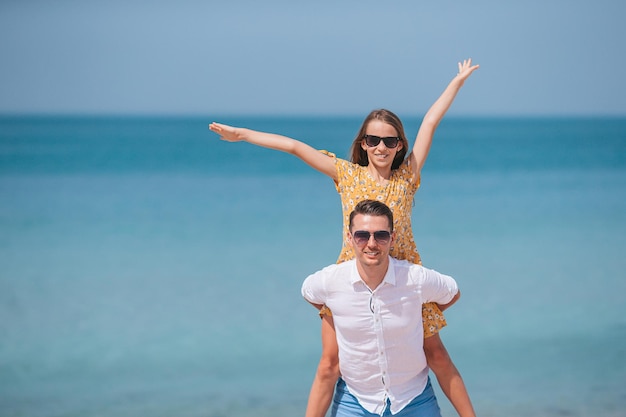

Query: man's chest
[328,287,423,342]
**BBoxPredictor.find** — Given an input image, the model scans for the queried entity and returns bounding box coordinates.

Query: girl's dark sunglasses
[352,230,392,245]
[363,134,400,148]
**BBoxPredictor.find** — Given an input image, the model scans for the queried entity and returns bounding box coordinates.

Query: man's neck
[356,257,390,291]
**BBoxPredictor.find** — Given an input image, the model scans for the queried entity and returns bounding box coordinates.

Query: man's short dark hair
[349,200,394,232]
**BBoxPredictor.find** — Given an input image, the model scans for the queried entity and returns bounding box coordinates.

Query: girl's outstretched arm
[409,59,479,177]
[209,122,337,180]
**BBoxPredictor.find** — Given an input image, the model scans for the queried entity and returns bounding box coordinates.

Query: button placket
[370,290,389,393]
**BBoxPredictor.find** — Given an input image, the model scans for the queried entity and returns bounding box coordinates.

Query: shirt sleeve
[301,269,327,305]
[418,267,458,305]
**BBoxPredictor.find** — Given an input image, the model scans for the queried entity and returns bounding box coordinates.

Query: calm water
[1,115,625,416]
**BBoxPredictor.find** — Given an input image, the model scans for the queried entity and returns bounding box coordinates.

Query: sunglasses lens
[374,231,391,243]
[382,137,399,148]
[353,231,371,245]
[364,135,381,147]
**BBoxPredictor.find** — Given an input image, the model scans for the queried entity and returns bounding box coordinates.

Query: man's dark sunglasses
[363,135,400,148]
[352,230,392,245]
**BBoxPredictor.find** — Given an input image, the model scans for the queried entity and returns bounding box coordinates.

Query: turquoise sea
[1,115,625,416]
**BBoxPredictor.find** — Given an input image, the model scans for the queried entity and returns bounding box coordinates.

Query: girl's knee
[319,346,339,366]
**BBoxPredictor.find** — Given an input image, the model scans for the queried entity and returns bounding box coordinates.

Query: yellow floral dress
[324,151,446,337]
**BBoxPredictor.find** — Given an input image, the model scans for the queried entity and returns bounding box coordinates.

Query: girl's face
[360,120,403,169]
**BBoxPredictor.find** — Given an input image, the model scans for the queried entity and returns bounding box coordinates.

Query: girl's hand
[208,122,243,142]
[456,58,480,82]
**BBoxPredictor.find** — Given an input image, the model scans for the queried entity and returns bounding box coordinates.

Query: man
[301,200,461,417]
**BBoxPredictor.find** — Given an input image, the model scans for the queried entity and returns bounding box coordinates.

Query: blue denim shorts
[331,377,441,417]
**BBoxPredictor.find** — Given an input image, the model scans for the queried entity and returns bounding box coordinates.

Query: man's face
[348,213,395,268]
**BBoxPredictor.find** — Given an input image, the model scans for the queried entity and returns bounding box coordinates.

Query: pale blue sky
[1,0,624,116]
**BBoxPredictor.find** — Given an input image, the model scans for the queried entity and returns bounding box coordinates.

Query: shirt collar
[349,257,397,288]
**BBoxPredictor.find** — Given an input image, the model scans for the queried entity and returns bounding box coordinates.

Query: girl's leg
[306,314,341,417]
[423,333,476,417]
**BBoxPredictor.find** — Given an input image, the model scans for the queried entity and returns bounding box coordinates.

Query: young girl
[209,59,479,417]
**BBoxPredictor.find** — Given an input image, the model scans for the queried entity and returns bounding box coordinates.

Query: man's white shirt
[301,257,458,415]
